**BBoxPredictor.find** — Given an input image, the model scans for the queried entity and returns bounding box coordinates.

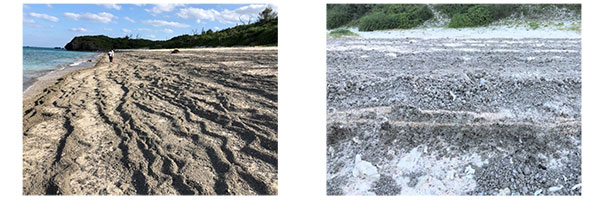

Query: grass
[328,28,359,37]
[559,23,581,32]
[528,22,540,30]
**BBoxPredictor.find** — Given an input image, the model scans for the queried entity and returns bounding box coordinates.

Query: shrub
[448,5,494,28]
[377,4,433,24]
[327,5,354,29]
[487,4,519,19]
[358,4,433,31]
[358,12,399,31]
[555,4,581,13]
[433,4,475,17]
[528,22,540,30]
[327,4,375,29]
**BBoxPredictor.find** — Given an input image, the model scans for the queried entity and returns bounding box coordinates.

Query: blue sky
[23,3,277,47]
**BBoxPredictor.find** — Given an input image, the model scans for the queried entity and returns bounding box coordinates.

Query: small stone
[352,136,361,144]
[498,187,510,195]
[570,183,582,190]
[523,167,531,175]
[479,78,486,86]
[548,185,563,192]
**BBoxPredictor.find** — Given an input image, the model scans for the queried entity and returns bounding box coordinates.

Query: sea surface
[23,47,100,91]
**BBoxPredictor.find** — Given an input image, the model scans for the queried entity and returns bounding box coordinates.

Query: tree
[258,6,277,22]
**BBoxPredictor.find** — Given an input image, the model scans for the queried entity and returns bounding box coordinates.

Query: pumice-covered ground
[326,38,581,195]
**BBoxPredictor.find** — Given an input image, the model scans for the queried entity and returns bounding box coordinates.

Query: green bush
[487,4,518,19]
[448,5,494,28]
[433,4,475,17]
[555,4,581,13]
[358,12,399,31]
[327,5,354,29]
[377,4,433,24]
[327,4,375,29]
[358,4,432,31]
[528,22,540,29]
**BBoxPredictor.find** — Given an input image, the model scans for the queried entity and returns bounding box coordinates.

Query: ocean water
[23,47,100,91]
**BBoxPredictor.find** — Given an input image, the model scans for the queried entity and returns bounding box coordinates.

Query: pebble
[548,185,563,192]
[523,166,531,175]
[498,187,511,195]
[352,136,362,144]
[570,183,582,190]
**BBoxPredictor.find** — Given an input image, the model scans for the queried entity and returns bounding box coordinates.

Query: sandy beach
[23,47,278,195]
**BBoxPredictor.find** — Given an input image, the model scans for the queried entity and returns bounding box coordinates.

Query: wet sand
[23,47,278,195]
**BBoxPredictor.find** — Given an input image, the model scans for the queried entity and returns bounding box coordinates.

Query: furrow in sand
[142,87,278,166]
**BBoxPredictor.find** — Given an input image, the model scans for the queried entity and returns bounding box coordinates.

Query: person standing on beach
[108,49,114,62]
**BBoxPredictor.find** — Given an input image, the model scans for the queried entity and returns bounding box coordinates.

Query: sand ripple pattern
[23,48,278,195]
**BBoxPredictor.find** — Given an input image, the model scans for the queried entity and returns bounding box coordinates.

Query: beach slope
[23,47,278,195]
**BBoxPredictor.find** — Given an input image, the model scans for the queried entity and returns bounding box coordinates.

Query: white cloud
[63,12,116,24]
[69,28,89,32]
[23,18,35,23]
[136,28,174,34]
[46,4,52,8]
[25,23,54,28]
[142,20,189,28]
[122,28,132,33]
[29,12,59,22]
[102,4,121,10]
[214,26,220,31]
[103,28,113,31]
[178,8,219,22]
[23,5,31,9]
[146,34,156,39]
[177,4,276,24]
[145,4,185,15]
[123,16,136,23]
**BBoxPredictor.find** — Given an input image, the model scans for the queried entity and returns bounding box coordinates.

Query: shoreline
[23,54,104,102]
[23,47,276,101]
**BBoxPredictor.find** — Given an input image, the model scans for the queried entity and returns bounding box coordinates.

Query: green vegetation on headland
[327,4,581,31]
[65,8,277,51]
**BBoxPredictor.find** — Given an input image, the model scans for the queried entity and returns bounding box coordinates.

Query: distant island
[65,9,277,51]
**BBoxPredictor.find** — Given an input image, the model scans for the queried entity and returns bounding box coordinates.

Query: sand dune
[23,47,278,195]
